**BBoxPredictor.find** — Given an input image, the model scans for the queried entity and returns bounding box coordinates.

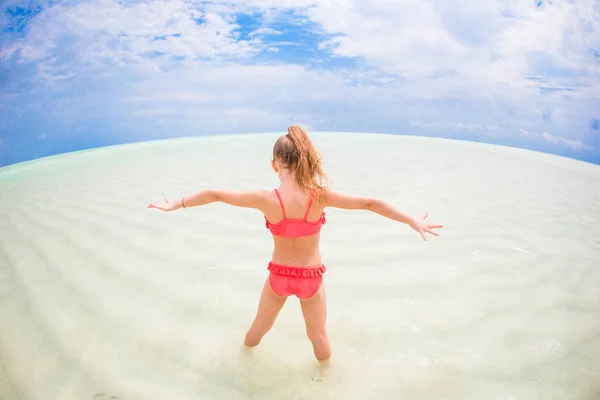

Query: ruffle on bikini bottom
[267,262,326,277]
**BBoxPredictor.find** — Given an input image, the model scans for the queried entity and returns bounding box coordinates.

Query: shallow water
[0,133,599,400]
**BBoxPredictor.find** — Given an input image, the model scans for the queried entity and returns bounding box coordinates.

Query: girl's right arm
[324,188,443,241]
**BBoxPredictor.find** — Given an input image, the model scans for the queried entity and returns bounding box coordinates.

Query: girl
[147,126,443,378]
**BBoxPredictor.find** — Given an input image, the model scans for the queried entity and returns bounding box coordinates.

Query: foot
[241,343,254,355]
[312,359,331,381]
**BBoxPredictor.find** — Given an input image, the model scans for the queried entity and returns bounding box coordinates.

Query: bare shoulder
[322,187,374,210]
[212,188,272,210]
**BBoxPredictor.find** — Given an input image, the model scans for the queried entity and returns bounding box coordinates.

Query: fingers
[425,228,439,236]
[420,229,427,241]
[147,197,172,211]
[422,212,429,220]
[147,202,167,211]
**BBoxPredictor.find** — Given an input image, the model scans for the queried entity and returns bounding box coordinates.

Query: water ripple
[1,134,599,400]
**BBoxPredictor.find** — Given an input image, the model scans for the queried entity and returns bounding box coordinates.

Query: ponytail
[273,125,329,203]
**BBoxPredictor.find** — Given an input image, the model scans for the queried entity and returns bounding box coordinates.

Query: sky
[1,0,599,167]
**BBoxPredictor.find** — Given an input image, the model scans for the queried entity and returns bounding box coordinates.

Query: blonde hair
[273,125,329,203]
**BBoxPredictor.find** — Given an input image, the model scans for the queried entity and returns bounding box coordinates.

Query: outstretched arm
[324,189,443,241]
[147,189,269,212]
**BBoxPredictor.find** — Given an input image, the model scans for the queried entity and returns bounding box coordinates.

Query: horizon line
[1,131,599,170]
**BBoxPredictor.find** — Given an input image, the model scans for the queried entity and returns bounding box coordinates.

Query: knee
[306,328,327,344]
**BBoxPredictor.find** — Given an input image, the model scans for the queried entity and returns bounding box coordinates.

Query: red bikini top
[265,189,326,238]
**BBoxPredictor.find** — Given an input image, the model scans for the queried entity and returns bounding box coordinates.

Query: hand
[147,197,182,212]
[409,213,443,241]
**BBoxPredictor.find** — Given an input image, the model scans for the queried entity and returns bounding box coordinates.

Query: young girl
[147,126,443,378]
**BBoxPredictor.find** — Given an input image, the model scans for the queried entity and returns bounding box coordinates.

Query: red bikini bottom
[267,261,326,299]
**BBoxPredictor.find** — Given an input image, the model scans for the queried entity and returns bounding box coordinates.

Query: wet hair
[273,125,329,203]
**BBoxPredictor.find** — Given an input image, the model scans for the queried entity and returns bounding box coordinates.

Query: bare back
[263,187,325,267]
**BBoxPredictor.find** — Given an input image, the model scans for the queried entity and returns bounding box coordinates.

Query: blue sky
[1,0,599,166]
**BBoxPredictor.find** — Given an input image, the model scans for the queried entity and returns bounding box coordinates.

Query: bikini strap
[274,189,286,218]
[303,195,314,220]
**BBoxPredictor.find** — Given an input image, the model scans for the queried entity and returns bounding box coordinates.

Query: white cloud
[249,27,282,37]
[519,129,596,152]
[6,0,597,93]
[309,0,466,78]
[300,0,600,92]
[122,94,214,103]
[132,109,177,117]
[1,0,598,164]
[3,0,266,67]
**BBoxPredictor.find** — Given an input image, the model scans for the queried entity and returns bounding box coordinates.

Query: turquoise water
[0,133,599,399]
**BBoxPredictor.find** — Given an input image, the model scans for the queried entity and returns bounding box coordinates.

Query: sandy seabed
[0,132,599,400]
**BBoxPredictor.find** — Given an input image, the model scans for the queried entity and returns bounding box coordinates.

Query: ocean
[0,132,598,400]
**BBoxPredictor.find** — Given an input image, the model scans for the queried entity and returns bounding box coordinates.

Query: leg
[299,280,331,378]
[244,277,287,348]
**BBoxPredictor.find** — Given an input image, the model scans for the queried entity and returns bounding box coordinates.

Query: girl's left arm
[147,189,269,212]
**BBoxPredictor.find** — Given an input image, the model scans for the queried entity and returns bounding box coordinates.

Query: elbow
[364,198,380,211]
[207,189,220,202]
